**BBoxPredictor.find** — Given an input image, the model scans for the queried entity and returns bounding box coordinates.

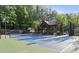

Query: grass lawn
[0,35,58,53]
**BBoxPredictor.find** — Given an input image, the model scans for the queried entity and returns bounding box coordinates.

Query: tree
[14,5,28,29]
[66,14,75,36]
[56,14,68,34]
[32,20,40,33]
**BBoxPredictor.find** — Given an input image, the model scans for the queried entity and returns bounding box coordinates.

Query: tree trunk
[69,22,74,36]
[59,23,64,35]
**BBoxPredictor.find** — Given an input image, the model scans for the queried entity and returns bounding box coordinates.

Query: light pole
[3,18,6,39]
[3,12,6,39]
[0,16,1,39]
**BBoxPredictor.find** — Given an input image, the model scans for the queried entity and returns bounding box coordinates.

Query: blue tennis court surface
[15,34,73,52]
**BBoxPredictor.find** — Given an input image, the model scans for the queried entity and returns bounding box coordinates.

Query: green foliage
[56,14,68,27]
[0,5,79,34]
[75,33,79,36]
[32,20,41,33]
[59,23,64,35]
[32,20,40,29]
[0,5,17,29]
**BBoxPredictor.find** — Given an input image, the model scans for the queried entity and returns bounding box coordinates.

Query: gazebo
[39,20,58,34]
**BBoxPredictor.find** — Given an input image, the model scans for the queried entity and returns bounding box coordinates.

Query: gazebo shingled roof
[44,20,57,25]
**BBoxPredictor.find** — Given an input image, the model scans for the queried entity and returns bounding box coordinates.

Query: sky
[44,5,79,13]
